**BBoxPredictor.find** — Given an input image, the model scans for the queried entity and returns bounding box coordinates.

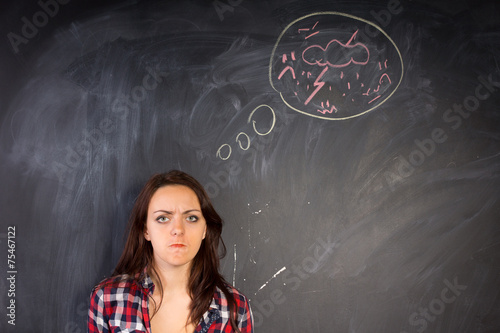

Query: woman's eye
[186,215,198,222]
[157,216,169,223]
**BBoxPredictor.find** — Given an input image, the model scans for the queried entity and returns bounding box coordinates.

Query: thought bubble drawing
[269,12,404,120]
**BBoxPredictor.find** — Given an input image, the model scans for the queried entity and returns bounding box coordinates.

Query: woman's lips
[169,244,186,248]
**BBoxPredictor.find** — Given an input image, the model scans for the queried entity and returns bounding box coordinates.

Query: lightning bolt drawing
[304,66,328,105]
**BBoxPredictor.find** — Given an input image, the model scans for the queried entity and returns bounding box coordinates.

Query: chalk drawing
[269,12,404,120]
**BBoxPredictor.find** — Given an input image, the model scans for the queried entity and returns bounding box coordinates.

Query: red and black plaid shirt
[88,271,253,333]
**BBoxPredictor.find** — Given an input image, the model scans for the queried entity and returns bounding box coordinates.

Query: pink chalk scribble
[368,95,381,104]
[317,104,338,114]
[379,73,391,84]
[299,21,320,39]
[305,31,320,39]
[278,66,296,80]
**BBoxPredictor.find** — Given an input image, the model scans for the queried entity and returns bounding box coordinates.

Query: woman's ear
[144,228,151,241]
[202,225,207,239]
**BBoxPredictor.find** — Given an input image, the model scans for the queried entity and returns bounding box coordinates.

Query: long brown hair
[113,170,240,331]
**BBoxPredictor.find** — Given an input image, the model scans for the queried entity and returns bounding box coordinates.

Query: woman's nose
[170,215,185,235]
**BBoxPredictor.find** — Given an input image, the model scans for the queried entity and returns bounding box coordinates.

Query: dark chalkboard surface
[1,0,499,332]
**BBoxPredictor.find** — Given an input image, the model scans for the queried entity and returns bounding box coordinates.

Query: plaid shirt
[88,271,253,333]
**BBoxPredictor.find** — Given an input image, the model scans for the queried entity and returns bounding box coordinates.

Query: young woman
[88,170,253,333]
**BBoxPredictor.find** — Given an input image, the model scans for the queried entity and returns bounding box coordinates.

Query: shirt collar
[208,292,219,311]
[139,267,155,291]
[198,293,222,333]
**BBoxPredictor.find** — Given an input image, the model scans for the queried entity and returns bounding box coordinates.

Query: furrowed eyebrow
[153,210,172,214]
[152,209,201,214]
[183,209,201,214]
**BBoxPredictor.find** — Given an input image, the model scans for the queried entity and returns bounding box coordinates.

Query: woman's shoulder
[226,284,248,299]
[91,274,144,297]
[214,283,253,329]
[215,283,250,305]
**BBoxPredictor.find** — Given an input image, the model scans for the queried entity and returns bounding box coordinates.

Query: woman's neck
[150,262,191,295]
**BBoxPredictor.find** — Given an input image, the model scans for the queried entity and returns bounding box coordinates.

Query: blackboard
[1,0,499,332]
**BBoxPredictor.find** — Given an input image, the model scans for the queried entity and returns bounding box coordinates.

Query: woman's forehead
[149,185,201,210]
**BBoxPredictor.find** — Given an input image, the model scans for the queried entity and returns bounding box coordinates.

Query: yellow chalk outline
[247,104,276,135]
[268,11,404,120]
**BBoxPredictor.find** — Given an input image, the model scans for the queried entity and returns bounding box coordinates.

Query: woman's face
[144,185,207,271]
